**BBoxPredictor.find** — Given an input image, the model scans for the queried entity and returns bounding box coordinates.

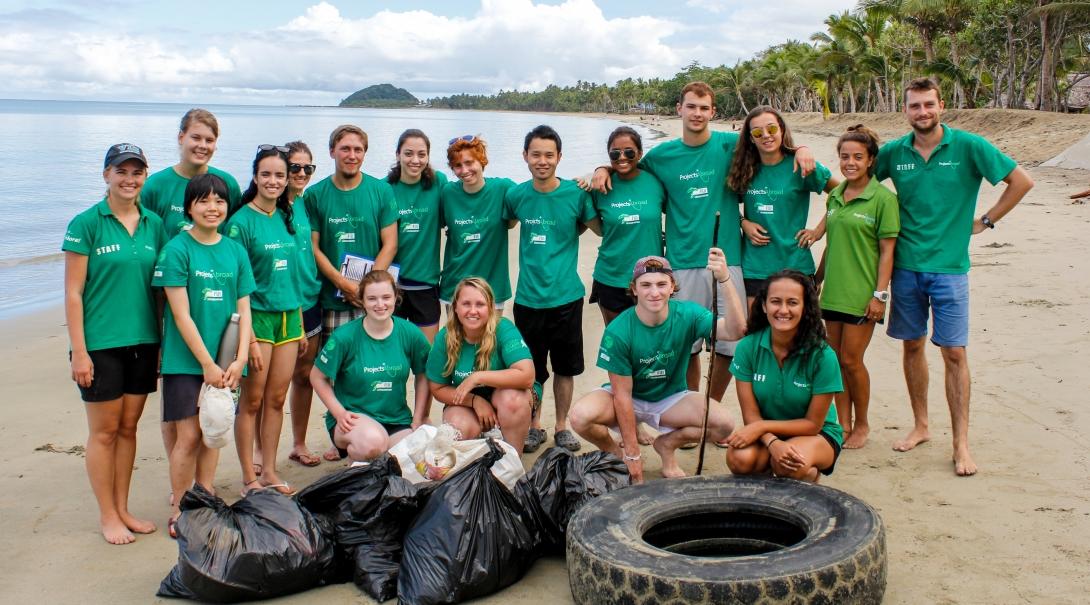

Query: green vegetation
[340,84,420,108]
[428,1,1090,116]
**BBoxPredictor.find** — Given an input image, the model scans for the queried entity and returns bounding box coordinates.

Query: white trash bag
[198,384,235,449]
[389,423,525,490]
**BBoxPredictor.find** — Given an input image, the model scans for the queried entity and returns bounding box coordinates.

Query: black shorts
[302,303,322,339]
[161,374,204,422]
[513,298,585,385]
[73,343,159,402]
[819,431,842,476]
[327,420,413,459]
[589,280,634,314]
[822,308,884,326]
[395,285,441,327]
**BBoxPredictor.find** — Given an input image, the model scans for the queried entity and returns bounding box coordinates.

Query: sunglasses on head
[608,148,638,161]
[257,144,290,154]
[750,124,780,139]
[289,163,316,175]
[448,134,477,146]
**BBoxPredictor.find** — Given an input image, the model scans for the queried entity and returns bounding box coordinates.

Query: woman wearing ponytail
[225,145,305,495]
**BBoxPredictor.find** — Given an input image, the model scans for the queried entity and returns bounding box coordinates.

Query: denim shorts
[887,268,969,347]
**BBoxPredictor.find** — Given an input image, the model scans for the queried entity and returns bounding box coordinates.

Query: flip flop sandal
[523,427,547,453]
[554,429,582,452]
[680,442,699,450]
[240,479,264,498]
[262,482,296,496]
[288,452,322,467]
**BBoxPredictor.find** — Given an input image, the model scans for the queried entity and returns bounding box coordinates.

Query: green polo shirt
[875,125,1016,274]
[425,318,531,386]
[392,171,448,286]
[591,170,666,288]
[741,156,831,279]
[640,130,742,268]
[503,179,596,308]
[730,328,843,445]
[596,300,712,402]
[820,178,900,316]
[142,166,242,236]
[315,316,430,429]
[290,195,322,310]
[224,205,303,313]
[303,174,399,311]
[62,200,168,351]
[438,177,515,303]
[153,233,256,375]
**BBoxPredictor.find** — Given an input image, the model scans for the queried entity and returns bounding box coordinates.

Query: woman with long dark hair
[724,270,844,482]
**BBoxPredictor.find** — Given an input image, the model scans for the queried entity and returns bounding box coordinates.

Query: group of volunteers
[65,76,1032,545]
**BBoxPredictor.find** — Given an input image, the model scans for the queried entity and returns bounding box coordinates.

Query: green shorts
[252,308,304,346]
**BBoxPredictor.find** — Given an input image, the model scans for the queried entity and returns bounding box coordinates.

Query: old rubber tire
[567,476,885,604]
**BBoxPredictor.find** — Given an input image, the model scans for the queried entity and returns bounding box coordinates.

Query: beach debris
[35,443,84,456]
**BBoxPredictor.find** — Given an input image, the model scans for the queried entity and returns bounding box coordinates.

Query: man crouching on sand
[569,250,746,483]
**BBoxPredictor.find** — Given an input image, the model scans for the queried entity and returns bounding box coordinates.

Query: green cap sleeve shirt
[730,328,844,445]
[225,205,303,313]
[591,171,666,288]
[141,166,243,236]
[315,317,430,429]
[62,200,167,351]
[875,125,1017,274]
[596,300,712,402]
[290,195,322,309]
[740,156,832,279]
[392,171,448,286]
[425,317,531,386]
[503,179,597,308]
[153,233,257,375]
[303,175,400,311]
[438,177,515,303]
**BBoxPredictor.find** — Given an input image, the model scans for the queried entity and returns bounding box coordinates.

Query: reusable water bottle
[216,313,241,369]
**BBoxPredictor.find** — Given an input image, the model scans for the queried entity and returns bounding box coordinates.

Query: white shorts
[600,385,694,434]
[673,266,746,356]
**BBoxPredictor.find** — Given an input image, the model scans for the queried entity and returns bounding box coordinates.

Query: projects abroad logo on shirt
[328,215,364,228]
[370,380,394,392]
[335,231,356,243]
[273,259,289,271]
[679,169,715,199]
[200,287,224,302]
[748,187,784,203]
[64,231,81,245]
[362,362,404,378]
[193,268,235,285]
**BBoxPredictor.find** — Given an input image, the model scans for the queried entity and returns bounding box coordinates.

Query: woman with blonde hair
[425,277,534,451]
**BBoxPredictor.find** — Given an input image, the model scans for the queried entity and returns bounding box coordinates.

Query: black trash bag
[515,447,630,554]
[157,484,337,602]
[397,439,538,605]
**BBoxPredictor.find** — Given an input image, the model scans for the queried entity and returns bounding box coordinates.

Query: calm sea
[0,100,661,318]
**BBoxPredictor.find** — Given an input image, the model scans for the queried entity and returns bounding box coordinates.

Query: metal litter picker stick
[695,211,721,476]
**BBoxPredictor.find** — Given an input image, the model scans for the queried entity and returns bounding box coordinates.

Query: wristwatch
[873,290,890,302]
[981,215,995,229]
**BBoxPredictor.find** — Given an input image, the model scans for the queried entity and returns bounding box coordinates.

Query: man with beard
[876,77,1033,476]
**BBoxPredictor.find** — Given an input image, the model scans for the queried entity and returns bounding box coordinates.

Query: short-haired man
[304,124,399,340]
[504,125,600,453]
[592,83,814,413]
[569,250,746,483]
[877,78,1033,475]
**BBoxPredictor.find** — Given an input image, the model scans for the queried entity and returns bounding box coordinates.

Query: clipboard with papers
[337,253,401,299]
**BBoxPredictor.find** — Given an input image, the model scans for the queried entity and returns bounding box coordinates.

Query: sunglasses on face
[750,124,780,139]
[448,134,477,146]
[609,148,638,161]
[289,163,316,175]
[257,144,290,154]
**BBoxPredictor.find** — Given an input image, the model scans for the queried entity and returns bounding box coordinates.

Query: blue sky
[0,0,856,104]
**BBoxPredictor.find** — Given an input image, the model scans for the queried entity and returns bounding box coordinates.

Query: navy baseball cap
[104,143,148,169]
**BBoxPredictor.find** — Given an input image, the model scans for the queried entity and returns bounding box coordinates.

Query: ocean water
[0,100,661,318]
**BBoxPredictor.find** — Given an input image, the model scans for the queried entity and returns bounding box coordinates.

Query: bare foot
[100,517,136,545]
[802,467,820,483]
[637,425,655,446]
[322,445,341,462]
[653,439,687,478]
[954,446,978,476]
[892,427,930,452]
[119,511,156,534]
[843,425,870,449]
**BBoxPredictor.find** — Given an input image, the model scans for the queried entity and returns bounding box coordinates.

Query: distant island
[339,84,420,108]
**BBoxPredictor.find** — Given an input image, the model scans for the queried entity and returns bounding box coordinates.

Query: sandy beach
[2,109,1088,604]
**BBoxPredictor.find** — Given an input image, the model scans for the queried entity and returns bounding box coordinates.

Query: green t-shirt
[62,200,168,351]
[392,171,448,285]
[503,179,596,308]
[315,316,430,429]
[875,125,1017,274]
[290,195,322,309]
[425,318,531,386]
[596,300,712,402]
[591,171,666,288]
[438,177,515,303]
[224,205,303,312]
[741,156,831,279]
[820,178,900,316]
[142,166,242,236]
[303,175,399,311]
[729,328,844,445]
[640,130,742,268]
[152,233,256,375]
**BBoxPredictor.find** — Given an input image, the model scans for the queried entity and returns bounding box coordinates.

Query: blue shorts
[887,268,969,347]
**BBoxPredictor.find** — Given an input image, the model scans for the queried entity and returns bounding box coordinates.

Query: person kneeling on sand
[569,250,746,483]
